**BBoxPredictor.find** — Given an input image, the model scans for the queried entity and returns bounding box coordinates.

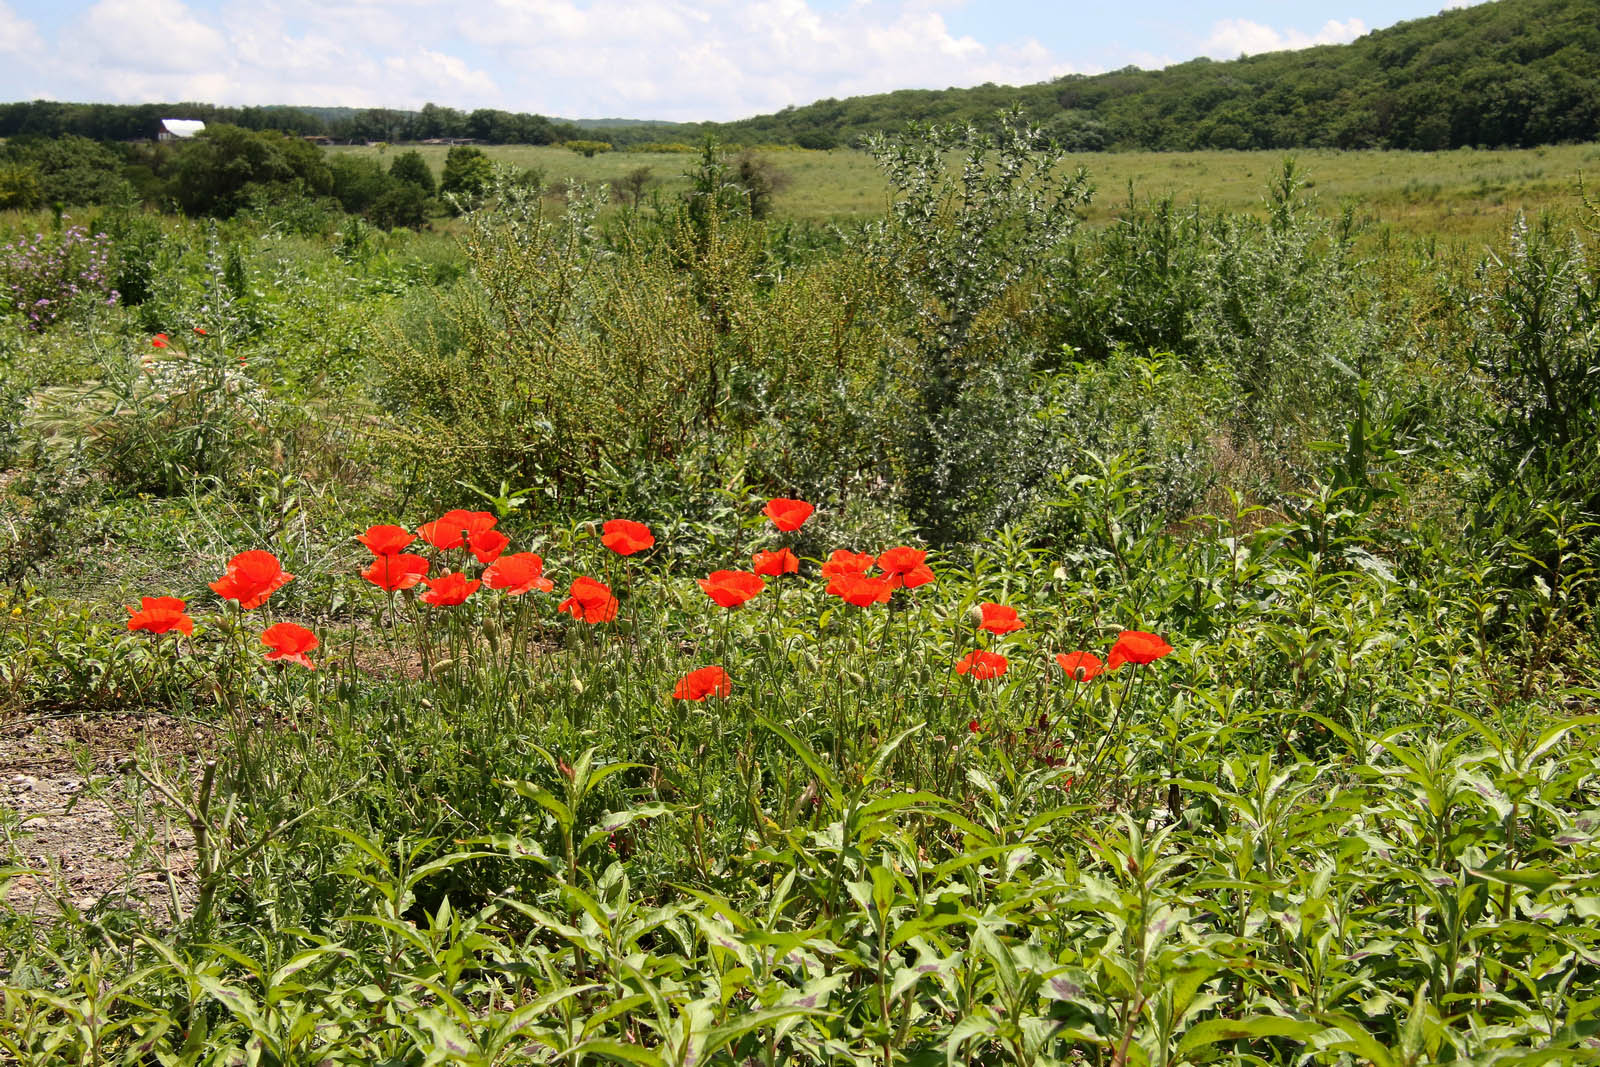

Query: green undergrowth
[1,119,1598,1063]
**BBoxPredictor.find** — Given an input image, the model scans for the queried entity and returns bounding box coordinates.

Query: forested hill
[723,0,1600,150]
[2,0,1595,151]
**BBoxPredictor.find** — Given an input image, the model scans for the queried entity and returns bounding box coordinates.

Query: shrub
[562,139,612,157]
[171,125,334,217]
[440,145,491,194]
[865,107,1091,542]
[387,149,437,196]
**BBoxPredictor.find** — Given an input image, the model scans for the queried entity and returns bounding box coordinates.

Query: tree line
[722,0,1600,151]
[2,0,1596,154]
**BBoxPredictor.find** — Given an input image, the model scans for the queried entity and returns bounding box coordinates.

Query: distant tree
[732,151,790,220]
[794,130,838,150]
[328,154,392,214]
[3,135,132,205]
[563,140,613,158]
[440,145,493,201]
[612,165,653,209]
[388,150,436,195]
[0,162,41,209]
[369,182,429,229]
[171,125,333,216]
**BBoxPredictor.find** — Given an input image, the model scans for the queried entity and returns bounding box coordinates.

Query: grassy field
[329,140,1600,240]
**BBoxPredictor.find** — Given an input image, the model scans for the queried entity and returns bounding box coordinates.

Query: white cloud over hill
[3,1,1400,120]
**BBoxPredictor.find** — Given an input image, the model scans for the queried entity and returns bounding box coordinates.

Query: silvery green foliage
[865,108,1092,542]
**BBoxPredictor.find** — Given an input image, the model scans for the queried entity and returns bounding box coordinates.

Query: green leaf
[758,714,843,805]
[1176,1016,1322,1058]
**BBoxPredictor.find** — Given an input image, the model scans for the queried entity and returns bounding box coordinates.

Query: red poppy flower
[820,549,876,580]
[752,547,799,577]
[956,650,1009,679]
[673,665,732,701]
[420,571,480,606]
[826,572,892,607]
[698,569,765,609]
[210,550,294,610]
[357,524,415,556]
[417,509,498,551]
[968,719,982,734]
[763,498,814,532]
[1055,651,1104,681]
[261,622,318,669]
[468,528,510,564]
[484,552,554,594]
[126,596,194,636]
[601,519,654,556]
[361,553,429,592]
[558,576,618,623]
[978,602,1024,635]
[1107,630,1174,669]
[878,546,935,590]
[150,333,169,348]
[193,326,207,335]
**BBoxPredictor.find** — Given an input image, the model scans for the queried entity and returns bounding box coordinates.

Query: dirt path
[2,714,203,923]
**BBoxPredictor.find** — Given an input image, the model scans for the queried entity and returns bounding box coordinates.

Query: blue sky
[0,0,1480,122]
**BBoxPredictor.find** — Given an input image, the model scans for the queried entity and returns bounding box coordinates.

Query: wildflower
[420,572,480,606]
[193,326,207,335]
[601,519,654,556]
[210,550,293,610]
[150,333,169,348]
[968,719,982,734]
[361,553,429,592]
[752,547,799,577]
[820,549,876,580]
[468,528,510,564]
[126,596,194,636]
[698,569,765,609]
[878,546,935,590]
[763,498,814,532]
[558,576,618,623]
[357,524,415,556]
[484,553,554,594]
[956,650,1009,679]
[827,572,892,607]
[977,602,1024,635]
[261,622,318,669]
[1055,651,1104,681]
[1107,630,1174,669]
[417,509,498,551]
[673,665,732,701]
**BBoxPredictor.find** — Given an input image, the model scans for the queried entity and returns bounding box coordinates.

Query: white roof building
[158,119,206,141]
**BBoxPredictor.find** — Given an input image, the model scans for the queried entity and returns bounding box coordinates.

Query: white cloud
[70,0,229,73]
[1199,16,1367,59]
[453,0,1073,119]
[0,1,44,57]
[9,0,1079,119]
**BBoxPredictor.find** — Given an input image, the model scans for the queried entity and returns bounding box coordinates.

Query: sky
[0,0,1484,123]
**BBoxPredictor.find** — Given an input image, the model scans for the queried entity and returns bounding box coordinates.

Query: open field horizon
[327,140,1600,241]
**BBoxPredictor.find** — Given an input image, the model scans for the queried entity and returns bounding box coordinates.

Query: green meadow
[329,139,1600,239]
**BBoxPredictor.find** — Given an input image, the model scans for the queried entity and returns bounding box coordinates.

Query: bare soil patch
[1,713,206,923]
